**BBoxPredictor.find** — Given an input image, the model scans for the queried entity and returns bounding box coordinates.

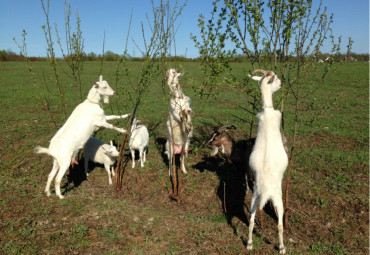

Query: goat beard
[103,96,109,104]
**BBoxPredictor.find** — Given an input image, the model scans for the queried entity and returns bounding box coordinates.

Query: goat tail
[34,146,55,159]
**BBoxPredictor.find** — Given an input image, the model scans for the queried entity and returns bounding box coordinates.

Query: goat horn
[252,69,273,76]
[217,125,236,133]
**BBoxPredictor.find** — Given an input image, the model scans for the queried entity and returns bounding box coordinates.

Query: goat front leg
[167,144,173,176]
[100,122,127,134]
[105,113,130,121]
[104,163,113,185]
[131,149,136,168]
[110,166,115,177]
[84,159,89,178]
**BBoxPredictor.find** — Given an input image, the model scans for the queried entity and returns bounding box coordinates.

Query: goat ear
[268,75,275,84]
[99,75,103,82]
[110,140,113,146]
[94,82,100,88]
[249,75,262,81]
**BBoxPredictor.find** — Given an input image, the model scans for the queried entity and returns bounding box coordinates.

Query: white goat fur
[165,68,193,175]
[84,137,119,185]
[247,70,288,254]
[35,75,130,199]
[129,118,149,168]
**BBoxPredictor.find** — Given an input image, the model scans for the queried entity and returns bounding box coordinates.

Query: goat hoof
[246,244,253,250]
[279,247,286,254]
[45,192,51,197]
[58,195,65,199]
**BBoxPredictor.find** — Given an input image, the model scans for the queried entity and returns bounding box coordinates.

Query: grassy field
[0,60,368,254]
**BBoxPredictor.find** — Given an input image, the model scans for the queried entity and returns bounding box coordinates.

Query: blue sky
[0,0,368,58]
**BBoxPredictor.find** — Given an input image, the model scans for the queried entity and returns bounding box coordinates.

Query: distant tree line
[1,49,368,62]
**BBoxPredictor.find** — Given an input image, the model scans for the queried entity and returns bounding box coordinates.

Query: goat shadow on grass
[192,140,278,241]
[63,157,87,194]
[155,137,171,169]
[193,156,249,231]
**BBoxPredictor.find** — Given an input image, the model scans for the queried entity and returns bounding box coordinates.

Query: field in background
[0,61,368,254]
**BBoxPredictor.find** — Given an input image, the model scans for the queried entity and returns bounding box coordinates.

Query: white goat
[247,69,288,254]
[129,118,149,168]
[34,75,130,199]
[165,69,193,175]
[83,137,119,185]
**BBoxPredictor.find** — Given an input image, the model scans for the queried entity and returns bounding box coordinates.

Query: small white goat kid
[165,69,193,175]
[247,70,288,254]
[84,137,119,185]
[129,118,149,168]
[35,75,130,199]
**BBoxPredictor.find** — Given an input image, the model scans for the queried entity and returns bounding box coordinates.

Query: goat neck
[223,139,234,159]
[260,82,274,109]
[87,86,101,105]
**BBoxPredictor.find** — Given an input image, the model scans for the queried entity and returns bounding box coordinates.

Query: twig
[283,146,295,229]
[115,130,130,191]
[223,181,227,214]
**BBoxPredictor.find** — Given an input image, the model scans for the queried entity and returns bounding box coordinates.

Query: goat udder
[174,145,187,154]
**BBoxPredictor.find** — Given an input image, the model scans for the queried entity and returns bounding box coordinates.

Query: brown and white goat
[206,125,255,192]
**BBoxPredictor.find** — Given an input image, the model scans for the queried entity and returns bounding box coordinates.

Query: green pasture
[0,61,368,254]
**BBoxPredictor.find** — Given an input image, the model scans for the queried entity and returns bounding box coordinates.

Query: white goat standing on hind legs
[34,75,130,199]
[165,68,193,175]
[247,69,288,254]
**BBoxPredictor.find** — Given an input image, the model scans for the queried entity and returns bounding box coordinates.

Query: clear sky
[0,0,368,58]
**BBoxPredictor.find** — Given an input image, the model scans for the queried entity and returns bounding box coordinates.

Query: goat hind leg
[180,150,187,174]
[139,148,144,167]
[54,162,70,199]
[143,147,147,163]
[45,160,59,196]
[247,193,260,250]
[166,141,173,176]
[273,197,286,254]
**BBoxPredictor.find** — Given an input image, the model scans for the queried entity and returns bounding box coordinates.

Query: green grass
[0,60,368,254]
